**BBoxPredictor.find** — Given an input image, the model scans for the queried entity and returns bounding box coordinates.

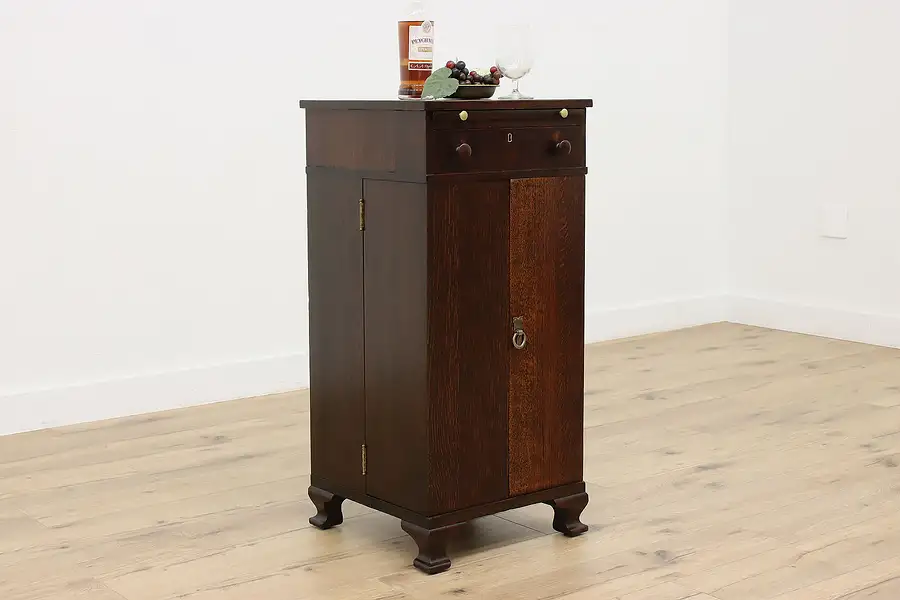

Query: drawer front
[429,108,586,130]
[428,125,585,175]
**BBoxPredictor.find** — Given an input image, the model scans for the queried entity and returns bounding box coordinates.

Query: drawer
[429,108,586,130]
[427,125,585,175]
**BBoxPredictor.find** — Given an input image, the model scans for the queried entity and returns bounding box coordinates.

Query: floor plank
[1,324,899,599]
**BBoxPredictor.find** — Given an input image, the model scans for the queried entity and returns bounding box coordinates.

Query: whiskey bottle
[398,0,434,99]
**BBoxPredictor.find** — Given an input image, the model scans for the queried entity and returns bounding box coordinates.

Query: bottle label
[408,20,433,70]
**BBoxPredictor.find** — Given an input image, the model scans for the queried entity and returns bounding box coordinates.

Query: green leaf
[430,66,452,79]
[422,67,459,99]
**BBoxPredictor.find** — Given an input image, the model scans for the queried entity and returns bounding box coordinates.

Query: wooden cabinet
[299,99,592,574]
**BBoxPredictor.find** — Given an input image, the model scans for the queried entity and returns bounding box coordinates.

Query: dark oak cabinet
[299,99,592,574]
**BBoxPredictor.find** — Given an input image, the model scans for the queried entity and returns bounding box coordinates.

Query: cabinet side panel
[307,170,366,497]
[428,181,510,515]
[509,176,586,495]
[363,180,429,514]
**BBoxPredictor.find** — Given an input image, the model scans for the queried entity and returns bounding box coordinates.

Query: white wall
[0,2,313,434]
[728,0,900,347]
[574,1,730,342]
[0,0,729,435]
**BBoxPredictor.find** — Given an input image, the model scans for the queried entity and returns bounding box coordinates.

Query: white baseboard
[729,295,900,349]
[0,353,309,437]
[6,295,897,437]
[585,295,729,344]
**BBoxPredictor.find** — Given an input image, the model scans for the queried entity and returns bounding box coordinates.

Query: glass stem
[514,80,520,94]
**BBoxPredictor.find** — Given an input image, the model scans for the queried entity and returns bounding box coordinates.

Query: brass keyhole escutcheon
[512,316,527,350]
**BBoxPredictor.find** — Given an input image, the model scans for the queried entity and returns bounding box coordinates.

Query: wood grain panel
[306,170,366,498]
[427,180,510,514]
[304,109,425,175]
[362,180,429,514]
[508,176,586,495]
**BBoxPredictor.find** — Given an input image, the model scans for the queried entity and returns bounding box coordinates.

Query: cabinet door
[363,180,430,514]
[508,176,586,496]
[427,180,511,514]
[307,170,366,497]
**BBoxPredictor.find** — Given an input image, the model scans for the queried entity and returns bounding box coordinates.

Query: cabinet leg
[545,492,589,537]
[308,486,345,530]
[401,521,457,575]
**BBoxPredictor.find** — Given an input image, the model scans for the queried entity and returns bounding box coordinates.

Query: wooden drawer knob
[556,140,572,155]
[456,142,472,159]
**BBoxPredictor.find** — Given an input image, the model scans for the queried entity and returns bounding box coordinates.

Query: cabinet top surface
[298,99,592,111]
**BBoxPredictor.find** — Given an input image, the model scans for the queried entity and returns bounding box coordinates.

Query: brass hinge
[361,444,367,475]
[359,198,365,231]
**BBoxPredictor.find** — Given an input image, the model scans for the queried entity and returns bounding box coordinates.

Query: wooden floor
[2,323,900,600]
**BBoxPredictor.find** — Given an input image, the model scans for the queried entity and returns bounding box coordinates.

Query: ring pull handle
[512,316,528,350]
[556,139,572,155]
[456,142,472,159]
